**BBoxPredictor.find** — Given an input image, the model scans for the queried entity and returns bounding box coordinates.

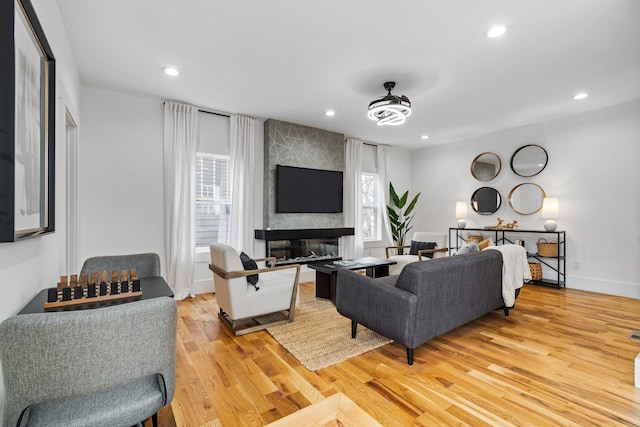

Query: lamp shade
[455,202,467,218]
[541,198,559,218]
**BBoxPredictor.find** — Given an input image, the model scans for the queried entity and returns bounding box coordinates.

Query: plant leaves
[385,183,420,247]
[398,191,408,209]
[387,206,398,220]
[404,193,421,217]
[389,183,400,207]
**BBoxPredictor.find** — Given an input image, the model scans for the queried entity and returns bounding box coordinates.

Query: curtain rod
[344,139,385,148]
[198,109,230,118]
[163,101,230,118]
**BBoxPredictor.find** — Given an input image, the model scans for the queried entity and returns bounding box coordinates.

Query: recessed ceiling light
[421,135,430,140]
[573,92,588,100]
[162,67,180,77]
[325,110,335,117]
[485,25,507,38]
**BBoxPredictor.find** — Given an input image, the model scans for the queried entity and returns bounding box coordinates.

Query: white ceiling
[55,0,640,149]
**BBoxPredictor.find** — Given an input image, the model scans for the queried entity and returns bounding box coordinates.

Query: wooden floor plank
[160,282,640,426]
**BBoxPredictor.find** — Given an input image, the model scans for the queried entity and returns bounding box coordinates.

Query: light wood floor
[157,282,640,426]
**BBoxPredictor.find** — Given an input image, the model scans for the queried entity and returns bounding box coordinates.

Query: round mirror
[470,187,502,215]
[509,183,546,215]
[471,152,502,181]
[510,144,548,177]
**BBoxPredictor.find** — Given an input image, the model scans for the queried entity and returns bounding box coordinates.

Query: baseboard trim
[194,278,213,295]
[567,275,640,299]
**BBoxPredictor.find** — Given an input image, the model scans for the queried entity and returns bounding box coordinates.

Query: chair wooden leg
[152,412,158,427]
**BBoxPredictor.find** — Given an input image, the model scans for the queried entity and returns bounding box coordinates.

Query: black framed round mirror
[510,144,548,177]
[471,152,501,181]
[509,183,546,215]
[470,187,502,215]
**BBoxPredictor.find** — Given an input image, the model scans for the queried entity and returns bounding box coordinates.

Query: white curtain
[377,145,394,247]
[163,101,197,300]
[343,138,363,259]
[228,115,256,254]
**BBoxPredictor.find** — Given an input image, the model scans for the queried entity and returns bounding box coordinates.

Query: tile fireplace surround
[255,228,355,265]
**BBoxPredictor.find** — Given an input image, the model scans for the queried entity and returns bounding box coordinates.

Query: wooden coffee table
[308,257,397,304]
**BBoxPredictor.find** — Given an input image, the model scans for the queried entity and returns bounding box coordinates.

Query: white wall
[0,0,82,420]
[410,100,640,298]
[78,87,166,272]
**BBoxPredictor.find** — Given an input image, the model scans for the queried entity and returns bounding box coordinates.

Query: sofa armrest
[335,270,417,348]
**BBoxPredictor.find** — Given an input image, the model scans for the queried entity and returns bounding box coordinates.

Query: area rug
[266,282,393,371]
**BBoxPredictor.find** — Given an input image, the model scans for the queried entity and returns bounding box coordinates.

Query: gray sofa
[336,250,514,365]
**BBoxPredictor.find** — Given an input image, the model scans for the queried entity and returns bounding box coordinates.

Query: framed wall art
[0,0,55,242]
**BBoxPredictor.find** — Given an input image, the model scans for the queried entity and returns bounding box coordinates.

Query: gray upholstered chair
[80,252,161,279]
[0,297,177,427]
[209,243,300,336]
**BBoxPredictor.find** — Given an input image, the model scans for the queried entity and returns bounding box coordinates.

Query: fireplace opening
[255,228,354,266]
[268,237,339,265]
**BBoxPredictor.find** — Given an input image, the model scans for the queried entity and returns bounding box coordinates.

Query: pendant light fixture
[367,81,412,126]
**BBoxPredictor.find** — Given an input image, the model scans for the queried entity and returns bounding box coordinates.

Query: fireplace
[255,228,355,265]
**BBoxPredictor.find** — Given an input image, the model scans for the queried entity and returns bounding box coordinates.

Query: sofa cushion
[239,252,259,289]
[409,241,437,257]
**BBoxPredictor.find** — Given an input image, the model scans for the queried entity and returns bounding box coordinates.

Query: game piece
[130,269,141,292]
[80,274,88,289]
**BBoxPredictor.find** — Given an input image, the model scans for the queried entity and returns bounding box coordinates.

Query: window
[361,173,380,241]
[195,153,231,247]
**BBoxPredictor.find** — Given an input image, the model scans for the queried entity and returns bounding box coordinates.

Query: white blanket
[484,244,531,307]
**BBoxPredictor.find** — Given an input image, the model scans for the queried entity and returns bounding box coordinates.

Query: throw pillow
[239,252,260,290]
[409,240,437,258]
[478,238,493,250]
[456,242,479,255]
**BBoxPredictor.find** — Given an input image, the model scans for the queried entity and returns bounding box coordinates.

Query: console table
[449,228,566,288]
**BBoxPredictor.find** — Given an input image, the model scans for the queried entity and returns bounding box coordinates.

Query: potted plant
[386,183,421,255]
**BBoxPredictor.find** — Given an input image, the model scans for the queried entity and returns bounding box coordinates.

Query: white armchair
[385,231,449,275]
[209,243,300,336]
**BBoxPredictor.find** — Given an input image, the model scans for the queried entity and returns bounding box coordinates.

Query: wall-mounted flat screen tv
[276,165,343,213]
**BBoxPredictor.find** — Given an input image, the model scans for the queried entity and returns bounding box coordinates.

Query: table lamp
[541,197,559,231]
[456,201,467,229]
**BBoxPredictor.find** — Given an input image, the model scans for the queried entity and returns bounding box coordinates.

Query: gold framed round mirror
[509,183,546,215]
[471,152,502,181]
